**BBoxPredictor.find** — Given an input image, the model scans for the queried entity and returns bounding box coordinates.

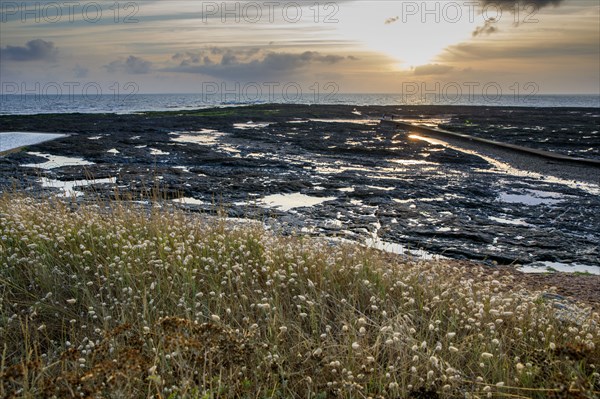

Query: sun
[333,2,476,68]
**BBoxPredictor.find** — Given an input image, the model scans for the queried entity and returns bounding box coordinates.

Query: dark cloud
[0,39,58,62]
[473,20,498,37]
[165,50,351,79]
[171,47,260,67]
[105,55,152,75]
[173,52,202,65]
[473,0,565,36]
[413,64,454,76]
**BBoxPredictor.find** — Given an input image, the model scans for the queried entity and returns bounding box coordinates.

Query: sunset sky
[1,0,599,95]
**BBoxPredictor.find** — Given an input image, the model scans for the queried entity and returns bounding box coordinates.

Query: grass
[573,272,593,277]
[0,194,598,398]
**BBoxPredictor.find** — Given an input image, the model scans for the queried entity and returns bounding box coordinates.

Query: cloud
[173,48,260,66]
[473,20,499,37]
[473,0,565,36]
[480,0,564,7]
[166,50,351,79]
[73,64,89,78]
[441,40,598,61]
[105,55,152,75]
[413,64,454,76]
[385,16,399,24]
[0,39,58,62]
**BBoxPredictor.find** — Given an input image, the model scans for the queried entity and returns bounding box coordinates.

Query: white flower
[516,363,524,373]
[66,298,77,305]
[481,352,493,359]
[351,342,360,350]
[211,314,220,322]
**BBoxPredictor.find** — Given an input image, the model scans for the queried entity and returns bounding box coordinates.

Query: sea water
[1,93,598,115]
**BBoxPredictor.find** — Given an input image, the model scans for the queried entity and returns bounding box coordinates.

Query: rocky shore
[1,104,599,270]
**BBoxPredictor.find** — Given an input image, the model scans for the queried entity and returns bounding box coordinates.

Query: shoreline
[1,95,599,116]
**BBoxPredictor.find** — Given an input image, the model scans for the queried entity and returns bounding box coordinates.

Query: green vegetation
[573,271,593,277]
[139,108,280,118]
[1,195,598,398]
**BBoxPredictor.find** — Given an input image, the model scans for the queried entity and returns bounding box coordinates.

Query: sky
[1,0,599,96]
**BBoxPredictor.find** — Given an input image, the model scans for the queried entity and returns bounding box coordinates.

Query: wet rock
[1,104,598,268]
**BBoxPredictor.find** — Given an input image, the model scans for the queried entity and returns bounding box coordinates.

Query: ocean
[1,93,598,115]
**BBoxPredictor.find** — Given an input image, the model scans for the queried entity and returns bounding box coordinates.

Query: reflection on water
[40,177,116,197]
[498,191,563,206]
[518,262,600,275]
[173,197,205,206]
[170,129,225,145]
[260,193,336,211]
[0,132,67,152]
[233,122,273,130]
[22,152,94,169]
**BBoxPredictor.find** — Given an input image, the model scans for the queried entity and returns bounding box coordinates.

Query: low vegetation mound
[1,196,598,398]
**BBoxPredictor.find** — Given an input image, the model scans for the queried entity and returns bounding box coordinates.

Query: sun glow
[334,2,477,68]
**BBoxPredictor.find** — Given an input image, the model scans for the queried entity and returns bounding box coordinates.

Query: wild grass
[0,194,598,398]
